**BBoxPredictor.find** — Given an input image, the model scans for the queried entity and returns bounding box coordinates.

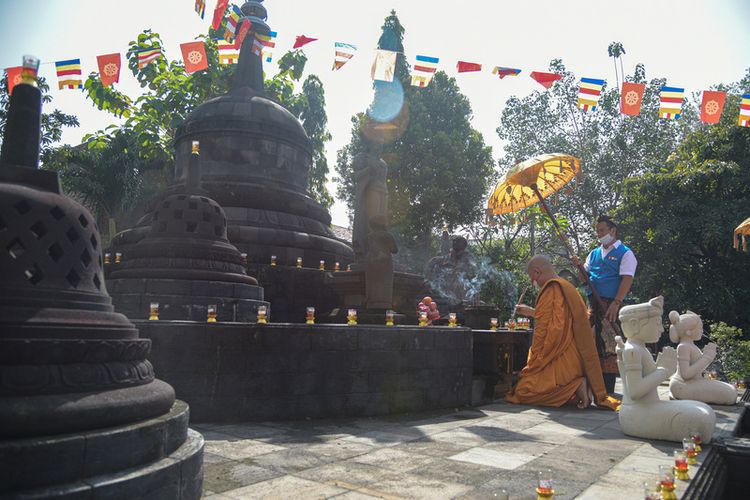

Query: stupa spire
[231,0,271,94]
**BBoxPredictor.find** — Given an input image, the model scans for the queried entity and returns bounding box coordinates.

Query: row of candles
[643,433,702,500]
[104,253,355,271]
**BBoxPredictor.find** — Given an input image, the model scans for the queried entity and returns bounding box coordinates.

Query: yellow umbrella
[734,216,750,252]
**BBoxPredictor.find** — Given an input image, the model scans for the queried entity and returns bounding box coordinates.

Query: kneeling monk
[506,255,620,410]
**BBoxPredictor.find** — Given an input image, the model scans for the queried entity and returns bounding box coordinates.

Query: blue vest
[587,244,630,299]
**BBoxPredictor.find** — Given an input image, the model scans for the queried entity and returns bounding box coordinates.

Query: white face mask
[599,233,615,246]
[532,280,540,290]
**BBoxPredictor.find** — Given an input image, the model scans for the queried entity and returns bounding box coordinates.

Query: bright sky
[1,0,748,226]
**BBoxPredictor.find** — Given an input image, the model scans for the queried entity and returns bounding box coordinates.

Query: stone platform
[196,382,744,499]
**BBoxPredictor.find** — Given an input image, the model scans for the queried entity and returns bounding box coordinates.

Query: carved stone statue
[352,137,388,264]
[668,310,737,405]
[365,215,398,309]
[424,236,478,307]
[615,296,716,443]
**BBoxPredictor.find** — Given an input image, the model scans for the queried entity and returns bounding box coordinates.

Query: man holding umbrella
[573,215,637,394]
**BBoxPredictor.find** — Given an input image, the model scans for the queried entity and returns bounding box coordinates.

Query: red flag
[530,71,562,89]
[96,53,121,87]
[235,19,252,50]
[211,0,229,30]
[456,61,482,73]
[293,35,317,49]
[620,82,646,116]
[180,41,208,74]
[5,66,22,95]
[700,90,726,124]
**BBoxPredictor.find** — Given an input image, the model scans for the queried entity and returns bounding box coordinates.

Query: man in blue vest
[573,215,637,394]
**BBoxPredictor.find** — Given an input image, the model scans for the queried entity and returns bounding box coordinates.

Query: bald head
[526,254,558,287]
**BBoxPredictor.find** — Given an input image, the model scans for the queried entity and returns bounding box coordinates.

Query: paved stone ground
[197,382,743,499]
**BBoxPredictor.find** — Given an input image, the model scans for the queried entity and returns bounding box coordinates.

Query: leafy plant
[708,322,750,382]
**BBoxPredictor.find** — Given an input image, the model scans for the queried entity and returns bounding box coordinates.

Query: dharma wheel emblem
[705,99,720,115]
[624,90,640,106]
[103,63,118,77]
[12,74,22,85]
[188,50,203,64]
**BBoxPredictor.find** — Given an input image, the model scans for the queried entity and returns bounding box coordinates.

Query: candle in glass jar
[319,260,325,270]
[149,302,159,321]
[296,257,303,268]
[418,311,428,327]
[673,450,689,481]
[270,255,277,266]
[386,310,395,326]
[448,313,457,327]
[334,262,340,272]
[115,252,122,264]
[536,470,553,497]
[683,437,697,465]
[207,304,217,323]
[306,306,315,324]
[104,252,111,264]
[256,305,267,324]
[490,317,498,330]
[347,308,357,326]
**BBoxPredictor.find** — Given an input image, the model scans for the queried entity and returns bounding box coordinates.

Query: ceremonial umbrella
[734,216,750,252]
[487,153,581,255]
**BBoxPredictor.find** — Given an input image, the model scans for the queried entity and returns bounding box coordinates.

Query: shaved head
[526,254,558,287]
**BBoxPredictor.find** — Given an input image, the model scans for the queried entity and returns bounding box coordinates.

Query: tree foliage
[335,11,494,269]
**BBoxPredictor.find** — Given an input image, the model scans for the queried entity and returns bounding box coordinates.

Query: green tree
[0,75,79,158]
[607,42,626,90]
[335,11,495,268]
[617,71,750,332]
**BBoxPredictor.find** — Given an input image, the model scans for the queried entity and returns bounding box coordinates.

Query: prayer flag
[410,54,438,87]
[212,0,229,30]
[217,38,239,65]
[492,66,521,79]
[224,4,243,41]
[253,31,277,62]
[371,49,397,82]
[293,35,317,49]
[456,61,481,73]
[332,42,356,70]
[180,41,208,74]
[5,66,22,95]
[577,77,605,112]
[700,90,726,124]
[620,82,645,116]
[739,94,750,127]
[659,86,684,120]
[530,71,562,89]
[235,18,252,49]
[137,47,162,69]
[96,53,121,87]
[55,59,82,90]
[195,0,205,19]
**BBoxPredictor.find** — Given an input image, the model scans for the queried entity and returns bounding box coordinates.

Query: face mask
[532,280,540,290]
[599,233,614,246]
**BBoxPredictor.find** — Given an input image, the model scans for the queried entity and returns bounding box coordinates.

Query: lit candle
[191,140,200,154]
[270,255,277,266]
[490,318,498,330]
[386,310,395,326]
[690,431,702,453]
[418,311,428,327]
[240,252,248,263]
[346,264,351,272]
[21,55,40,84]
[256,305,267,324]
[536,470,553,498]
[296,257,303,268]
[659,465,677,500]
[673,450,689,481]
[115,252,122,264]
[683,438,698,465]
[207,304,217,323]
[306,306,315,325]
[334,262,340,272]
[643,480,661,500]
[104,252,111,264]
[319,260,325,270]
[508,318,516,331]
[448,313,457,327]
[347,308,357,326]
[149,302,159,321]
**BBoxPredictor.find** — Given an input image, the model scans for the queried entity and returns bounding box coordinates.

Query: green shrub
[708,322,750,382]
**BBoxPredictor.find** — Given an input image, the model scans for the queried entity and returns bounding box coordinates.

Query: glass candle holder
[708,370,718,380]
[149,302,159,321]
[270,255,277,266]
[673,450,689,481]
[683,437,698,465]
[448,313,457,327]
[659,465,676,499]
[690,431,702,453]
[493,490,509,500]
[334,262,340,272]
[643,480,661,500]
[508,318,516,330]
[418,311,428,327]
[319,260,325,270]
[346,264,351,272]
[207,304,217,323]
[115,252,122,264]
[386,310,395,326]
[21,55,40,84]
[490,317,498,330]
[306,306,315,325]
[347,308,357,326]
[256,305,267,324]
[104,252,111,264]
[536,470,553,498]
[240,252,248,264]
[191,140,200,154]
[296,257,303,268]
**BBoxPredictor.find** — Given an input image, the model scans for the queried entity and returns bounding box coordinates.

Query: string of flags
[3,0,750,128]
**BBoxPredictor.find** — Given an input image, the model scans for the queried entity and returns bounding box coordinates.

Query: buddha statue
[668,310,737,405]
[615,296,715,443]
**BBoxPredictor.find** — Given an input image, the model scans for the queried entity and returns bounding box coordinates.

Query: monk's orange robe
[506,278,621,410]
[506,280,585,406]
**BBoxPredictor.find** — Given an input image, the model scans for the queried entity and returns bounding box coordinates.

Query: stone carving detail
[351,138,389,264]
[424,236,478,307]
[615,296,716,443]
[668,310,737,405]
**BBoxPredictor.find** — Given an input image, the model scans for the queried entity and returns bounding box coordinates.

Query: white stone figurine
[615,296,715,443]
[668,310,737,405]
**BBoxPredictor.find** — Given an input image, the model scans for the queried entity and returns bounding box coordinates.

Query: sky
[1,0,749,227]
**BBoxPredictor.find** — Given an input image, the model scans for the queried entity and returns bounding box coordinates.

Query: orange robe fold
[506,279,620,410]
